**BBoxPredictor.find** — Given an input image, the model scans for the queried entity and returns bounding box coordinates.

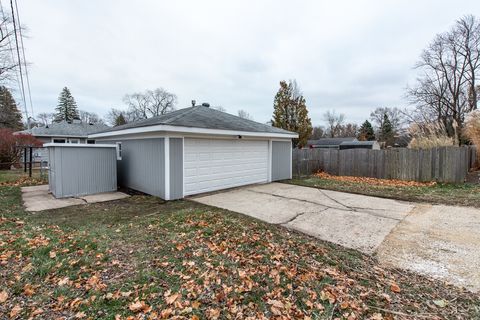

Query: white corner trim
[43,143,116,148]
[268,140,272,182]
[88,124,299,139]
[164,137,170,200]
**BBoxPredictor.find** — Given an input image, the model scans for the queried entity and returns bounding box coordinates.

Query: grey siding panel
[49,147,117,198]
[272,141,292,181]
[113,138,166,198]
[169,138,183,200]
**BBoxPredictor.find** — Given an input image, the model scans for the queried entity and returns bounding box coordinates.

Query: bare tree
[323,110,345,138]
[37,112,54,126]
[310,126,325,140]
[370,107,404,133]
[213,106,226,112]
[0,14,18,83]
[406,15,480,143]
[122,88,177,121]
[237,109,253,120]
[78,110,101,124]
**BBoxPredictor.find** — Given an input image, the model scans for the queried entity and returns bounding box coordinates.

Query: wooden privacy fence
[292,146,477,183]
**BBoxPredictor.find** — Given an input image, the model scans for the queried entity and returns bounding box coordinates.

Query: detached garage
[89,104,297,200]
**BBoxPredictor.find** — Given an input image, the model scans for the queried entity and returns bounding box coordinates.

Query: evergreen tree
[272,80,312,147]
[0,86,23,130]
[54,87,79,122]
[358,120,375,141]
[114,113,127,126]
[379,114,394,146]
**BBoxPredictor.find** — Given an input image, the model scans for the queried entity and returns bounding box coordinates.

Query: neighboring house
[339,141,380,150]
[307,137,357,149]
[89,105,297,200]
[17,120,109,164]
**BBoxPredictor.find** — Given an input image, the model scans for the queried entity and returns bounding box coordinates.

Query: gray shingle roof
[97,106,295,135]
[307,137,357,146]
[18,121,110,137]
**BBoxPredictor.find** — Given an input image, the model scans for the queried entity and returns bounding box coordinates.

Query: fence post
[29,147,33,178]
[24,147,27,172]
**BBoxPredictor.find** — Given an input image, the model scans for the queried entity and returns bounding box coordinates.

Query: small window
[69,139,79,144]
[87,139,95,144]
[53,139,66,143]
[116,142,122,160]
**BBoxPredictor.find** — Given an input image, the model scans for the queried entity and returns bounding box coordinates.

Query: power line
[9,0,29,128]
[0,0,23,108]
[13,0,33,118]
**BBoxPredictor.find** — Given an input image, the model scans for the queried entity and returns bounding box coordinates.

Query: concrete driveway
[192,182,480,292]
[192,183,415,254]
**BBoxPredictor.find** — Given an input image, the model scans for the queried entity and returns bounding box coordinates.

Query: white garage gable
[184,138,269,196]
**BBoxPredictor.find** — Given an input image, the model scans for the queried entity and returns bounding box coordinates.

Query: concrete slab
[80,192,129,203]
[192,183,413,254]
[377,204,480,292]
[21,184,129,212]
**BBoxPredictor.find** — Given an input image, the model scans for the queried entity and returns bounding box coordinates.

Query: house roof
[18,121,110,138]
[92,106,297,137]
[307,137,357,146]
[340,141,377,146]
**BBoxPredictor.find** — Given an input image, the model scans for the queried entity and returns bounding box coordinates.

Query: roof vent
[201,102,210,107]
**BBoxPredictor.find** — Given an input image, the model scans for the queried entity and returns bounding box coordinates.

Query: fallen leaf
[75,311,86,318]
[390,283,401,293]
[129,301,151,313]
[433,299,447,308]
[31,308,44,317]
[23,284,35,296]
[49,251,57,258]
[0,290,8,303]
[10,305,22,318]
[165,293,180,305]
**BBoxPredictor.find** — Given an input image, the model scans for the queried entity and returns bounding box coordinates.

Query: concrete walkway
[192,182,480,292]
[22,185,129,212]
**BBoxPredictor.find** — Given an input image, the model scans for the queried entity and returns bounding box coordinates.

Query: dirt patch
[377,204,480,292]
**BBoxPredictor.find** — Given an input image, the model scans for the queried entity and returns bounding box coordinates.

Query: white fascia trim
[88,124,299,139]
[43,143,116,148]
[164,137,170,200]
[38,134,88,138]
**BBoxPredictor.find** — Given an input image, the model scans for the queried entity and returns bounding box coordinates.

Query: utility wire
[13,0,33,118]
[9,0,29,128]
[0,0,23,110]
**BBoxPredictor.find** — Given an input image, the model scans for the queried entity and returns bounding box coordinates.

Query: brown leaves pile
[314,171,437,187]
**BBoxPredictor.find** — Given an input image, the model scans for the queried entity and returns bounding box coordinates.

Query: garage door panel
[184,138,269,195]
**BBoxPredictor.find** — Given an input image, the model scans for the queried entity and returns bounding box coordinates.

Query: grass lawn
[1,172,479,319]
[0,169,47,185]
[288,175,480,208]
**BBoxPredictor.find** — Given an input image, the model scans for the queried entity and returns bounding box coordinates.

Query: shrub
[408,122,456,149]
[0,128,42,170]
[465,110,480,164]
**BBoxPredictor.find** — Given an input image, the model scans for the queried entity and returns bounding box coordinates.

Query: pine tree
[272,80,312,147]
[379,114,394,146]
[0,86,23,130]
[54,87,79,122]
[358,120,375,141]
[114,113,127,126]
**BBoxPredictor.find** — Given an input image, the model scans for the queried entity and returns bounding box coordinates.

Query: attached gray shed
[91,105,297,200]
[46,143,117,198]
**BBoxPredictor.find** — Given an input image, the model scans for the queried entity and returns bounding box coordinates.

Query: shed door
[184,138,268,196]
[271,141,292,181]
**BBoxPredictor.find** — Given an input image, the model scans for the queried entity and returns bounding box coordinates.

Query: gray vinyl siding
[113,138,166,198]
[272,141,292,181]
[48,146,117,198]
[169,138,183,200]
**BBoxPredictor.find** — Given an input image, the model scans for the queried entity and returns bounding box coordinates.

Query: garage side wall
[271,141,292,181]
[169,138,183,200]
[109,138,166,198]
[51,147,117,198]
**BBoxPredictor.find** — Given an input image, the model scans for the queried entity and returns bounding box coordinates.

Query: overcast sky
[15,0,480,126]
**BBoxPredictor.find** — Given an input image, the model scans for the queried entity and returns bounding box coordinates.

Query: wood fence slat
[292,146,474,183]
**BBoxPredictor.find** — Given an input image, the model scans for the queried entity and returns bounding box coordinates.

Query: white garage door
[184,138,269,196]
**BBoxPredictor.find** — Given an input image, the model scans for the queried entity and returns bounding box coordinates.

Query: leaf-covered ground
[289,173,480,208]
[1,178,479,319]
